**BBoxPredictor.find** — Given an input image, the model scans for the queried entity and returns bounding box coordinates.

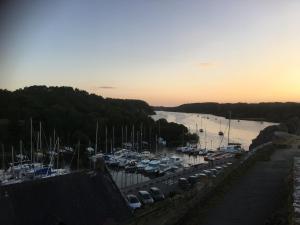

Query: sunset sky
[0,0,299,106]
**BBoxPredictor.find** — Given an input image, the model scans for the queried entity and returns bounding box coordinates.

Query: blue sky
[1,0,299,105]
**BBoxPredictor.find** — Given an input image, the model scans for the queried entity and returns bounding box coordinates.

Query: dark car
[178,177,191,190]
[188,175,199,185]
[138,190,154,205]
[126,194,142,210]
[149,187,165,201]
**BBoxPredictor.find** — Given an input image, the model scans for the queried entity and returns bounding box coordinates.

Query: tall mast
[20,140,22,167]
[57,137,59,169]
[110,139,112,154]
[36,131,39,162]
[155,135,158,155]
[121,126,124,147]
[11,146,14,176]
[112,126,114,153]
[39,121,42,151]
[158,120,161,138]
[125,125,128,144]
[2,144,4,171]
[105,126,108,154]
[30,118,33,162]
[228,111,231,144]
[136,131,139,152]
[132,125,135,151]
[50,137,52,152]
[205,129,207,149]
[140,123,143,151]
[95,121,98,155]
[77,140,80,170]
[201,117,203,129]
[53,129,56,150]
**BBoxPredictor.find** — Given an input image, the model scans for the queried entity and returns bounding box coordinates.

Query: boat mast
[132,124,135,152]
[39,121,42,152]
[30,118,33,162]
[155,135,158,155]
[105,126,108,154]
[140,123,143,151]
[228,111,231,144]
[201,117,203,129]
[110,139,112,154]
[57,137,59,169]
[125,125,128,144]
[204,129,207,149]
[2,144,4,171]
[11,146,14,176]
[53,129,56,151]
[121,126,124,147]
[20,140,22,168]
[136,131,139,152]
[77,140,80,170]
[95,121,98,155]
[112,126,114,153]
[36,131,39,162]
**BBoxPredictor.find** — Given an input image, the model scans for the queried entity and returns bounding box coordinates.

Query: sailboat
[199,117,204,133]
[220,111,243,153]
[218,120,224,136]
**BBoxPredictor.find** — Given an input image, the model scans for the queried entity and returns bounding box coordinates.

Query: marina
[0,111,274,189]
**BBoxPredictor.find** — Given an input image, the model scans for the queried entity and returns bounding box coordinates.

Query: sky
[0,0,299,106]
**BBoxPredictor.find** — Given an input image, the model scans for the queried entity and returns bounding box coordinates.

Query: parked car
[210,168,218,175]
[178,177,191,190]
[149,187,165,201]
[188,175,199,185]
[203,170,213,177]
[138,190,154,205]
[197,173,208,180]
[126,194,142,210]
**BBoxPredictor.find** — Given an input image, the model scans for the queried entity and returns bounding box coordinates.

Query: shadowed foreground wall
[0,169,132,225]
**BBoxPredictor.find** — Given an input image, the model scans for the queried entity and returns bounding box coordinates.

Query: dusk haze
[1,1,300,225]
[1,1,299,106]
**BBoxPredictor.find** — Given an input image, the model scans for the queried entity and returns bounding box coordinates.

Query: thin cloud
[194,62,218,69]
[98,86,116,89]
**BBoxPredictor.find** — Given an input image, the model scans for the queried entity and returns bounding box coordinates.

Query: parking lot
[122,157,237,210]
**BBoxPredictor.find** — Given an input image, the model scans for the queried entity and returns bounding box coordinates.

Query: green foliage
[0,86,197,152]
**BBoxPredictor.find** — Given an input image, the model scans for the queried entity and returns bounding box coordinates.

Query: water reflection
[111,111,276,188]
[152,111,276,150]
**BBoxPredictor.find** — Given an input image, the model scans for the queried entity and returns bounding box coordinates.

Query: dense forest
[155,102,300,122]
[0,86,198,155]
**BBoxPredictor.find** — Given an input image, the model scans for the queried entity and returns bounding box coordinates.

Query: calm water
[111,111,275,188]
[152,111,276,150]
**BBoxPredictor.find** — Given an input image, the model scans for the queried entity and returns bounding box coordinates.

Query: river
[111,111,276,188]
[152,111,276,150]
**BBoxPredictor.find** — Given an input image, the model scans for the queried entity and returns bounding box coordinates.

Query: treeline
[155,102,300,122]
[0,86,197,153]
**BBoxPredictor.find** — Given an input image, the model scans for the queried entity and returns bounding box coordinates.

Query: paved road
[178,144,300,225]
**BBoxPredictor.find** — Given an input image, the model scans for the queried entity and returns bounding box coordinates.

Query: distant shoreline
[154,110,270,123]
[153,102,300,123]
